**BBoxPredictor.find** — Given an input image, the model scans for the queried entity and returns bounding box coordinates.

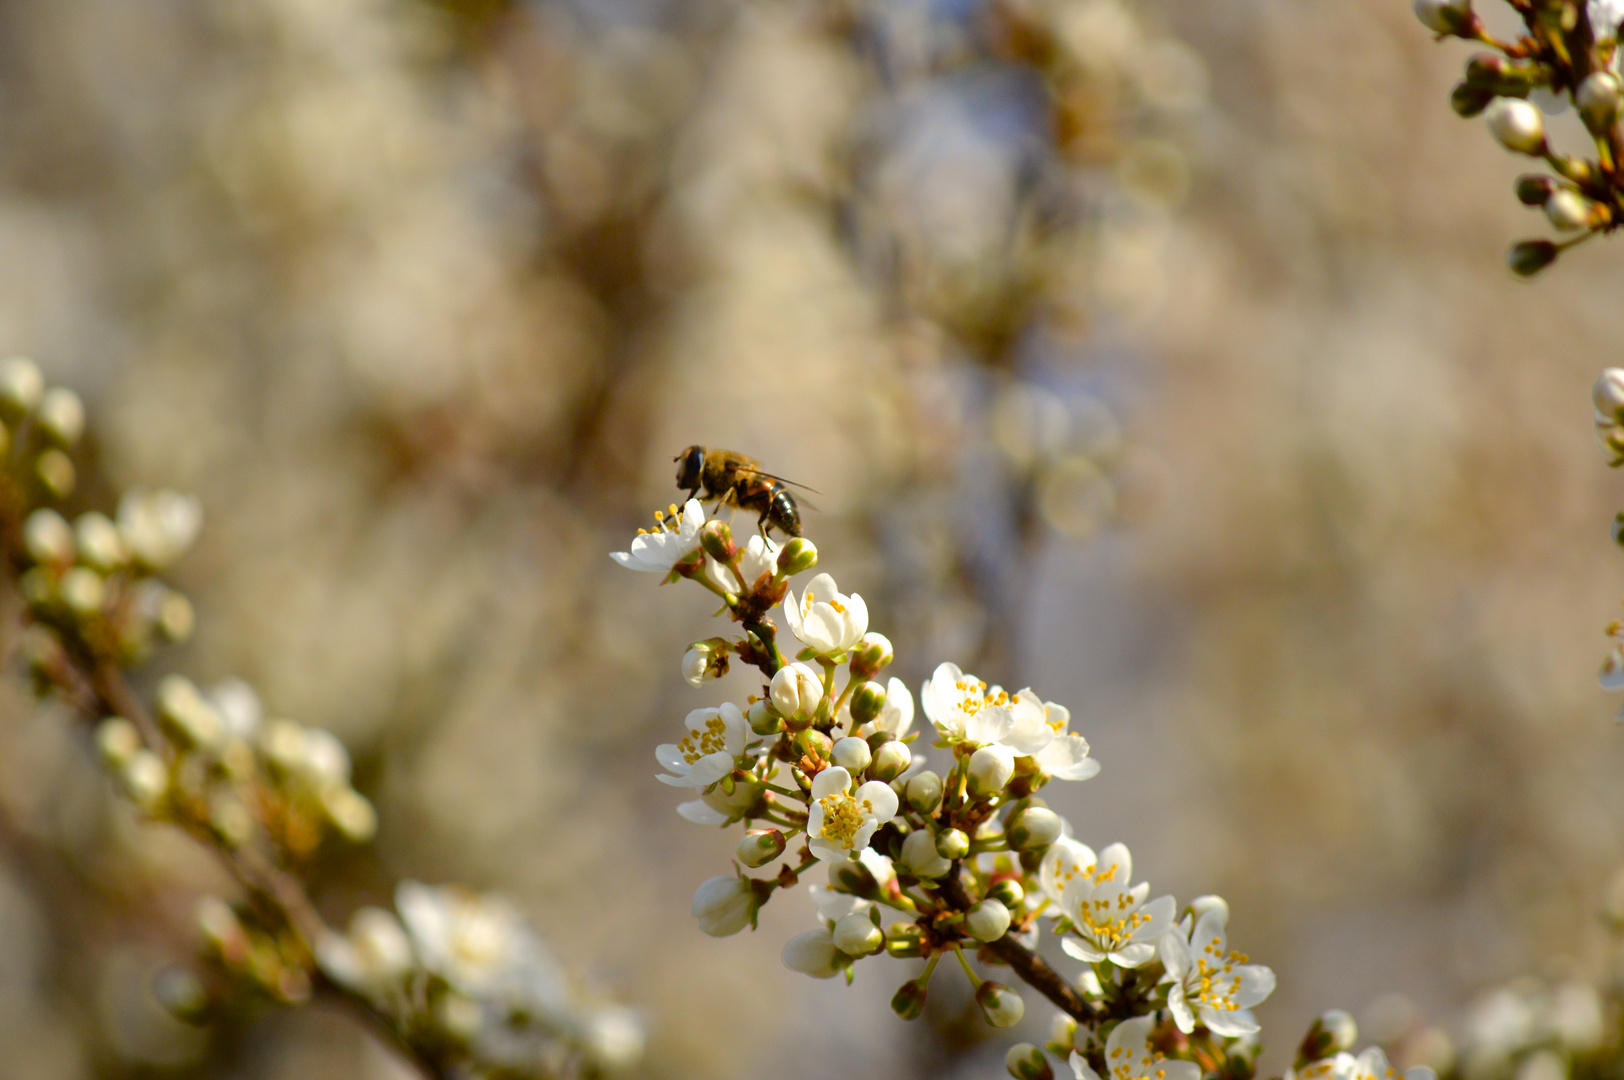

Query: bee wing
[738,468,821,496]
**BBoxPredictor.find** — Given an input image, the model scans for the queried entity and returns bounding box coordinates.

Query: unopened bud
[209,791,255,847]
[323,787,377,843]
[698,520,736,562]
[976,981,1025,1028]
[747,699,781,735]
[849,681,886,724]
[36,387,83,446]
[96,717,141,769]
[1595,370,1624,420]
[1007,1043,1055,1080]
[781,928,843,978]
[1516,173,1558,206]
[905,770,943,813]
[736,828,787,867]
[35,449,74,498]
[988,878,1025,907]
[156,675,223,750]
[1007,806,1063,850]
[870,740,911,781]
[1298,1009,1359,1067]
[886,922,926,958]
[156,592,195,642]
[152,966,210,1025]
[848,632,894,680]
[770,661,822,719]
[795,729,833,765]
[1579,71,1622,132]
[1414,0,1472,33]
[967,744,1016,797]
[75,512,126,571]
[1451,82,1495,117]
[776,537,818,576]
[1486,98,1547,155]
[901,828,952,878]
[0,357,42,415]
[692,875,754,937]
[892,977,928,1019]
[1508,239,1559,276]
[1545,189,1592,231]
[832,736,872,773]
[833,912,883,956]
[967,898,1012,942]
[122,749,170,811]
[23,509,74,566]
[682,642,728,687]
[936,827,971,860]
[1613,511,1624,547]
[59,567,104,616]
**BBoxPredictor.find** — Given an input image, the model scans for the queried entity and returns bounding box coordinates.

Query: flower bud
[1516,173,1558,206]
[967,898,1012,942]
[885,922,925,958]
[905,770,943,813]
[831,735,872,774]
[776,537,818,576]
[209,791,255,847]
[849,681,886,724]
[1007,1044,1055,1080]
[1545,189,1592,231]
[156,591,195,643]
[782,928,842,978]
[1579,71,1622,132]
[976,981,1025,1028]
[1298,1009,1359,1066]
[74,512,126,572]
[736,829,787,868]
[901,828,952,878]
[152,966,210,1025]
[1190,894,1229,920]
[340,907,415,991]
[121,749,170,811]
[156,675,223,750]
[1451,82,1495,117]
[1613,511,1624,547]
[892,977,928,1019]
[967,744,1016,797]
[747,699,781,735]
[794,728,833,764]
[97,717,141,770]
[692,876,755,937]
[1596,370,1624,421]
[936,827,970,861]
[848,632,894,680]
[988,878,1025,908]
[1414,0,1471,33]
[1486,98,1547,155]
[119,490,203,570]
[36,387,83,447]
[870,740,911,781]
[0,357,43,414]
[59,567,104,616]
[323,787,377,843]
[23,509,73,566]
[770,661,822,719]
[833,912,883,956]
[1507,239,1559,276]
[1007,806,1063,850]
[36,449,74,498]
[682,642,729,687]
[698,519,736,563]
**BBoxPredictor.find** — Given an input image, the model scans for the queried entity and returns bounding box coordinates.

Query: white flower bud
[156,675,223,750]
[302,728,352,785]
[832,912,883,956]
[1595,369,1624,420]
[936,827,971,860]
[967,744,1016,797]
[870,739,911,781]
[582,1007,645,1071]
[323,787,377,843]
[74,512,126,571]
[197,896,245,955]
[118,490,203,570]
[122,749,170,811]
[967,898,1012,942]
[1190,894,1229,921]
[905,770,943,813]
[35,449,73,499]
[976,981,1025,1028]
[1007,806,1063,850]
[23,509,74,566]
[692,875,753,937]
[97,717,141,769]
[1545,189,1592,231]
[36,387,83,446]
[1007,1043,1055,1080]
[1579,71,1622,131]
[59,567,104,616]
[156,591,195,643]
[782,927,842,977]
[832,736,872,773]
[682,647,708,686]
[901,828,952,878]
[1413,0,1471,32]
[261,718,308,771]
[1486,98,1547,155]
[350,907,413,984]
[1318,1009,1358,1052]
[0,357,43,413]
[769,661,822,717]
[735,829,787,868]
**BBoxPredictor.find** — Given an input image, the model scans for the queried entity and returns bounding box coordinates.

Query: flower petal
[810,766,852,800]
[855,780,899,823]
[676,800,729,825]
[1061,936,1104,963]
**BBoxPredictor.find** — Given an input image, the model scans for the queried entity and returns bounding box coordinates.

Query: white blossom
[1056,842,1176,968]
[921,664,1096,780]
[853,675,915,740]
[1295,1048,1436,1080]
[396,882,568,1020]
[610,500,705,573]
[117,490,203,570]
[805,766,899,861]
[1159,902,1276,1036]
[784,572,869,655]
[692,875,754,937]
[656,704,748,788]
[782,927,843,977]
[1069,1015,1202,1080]
[1593,0,1624,36]
[317,907,414,998]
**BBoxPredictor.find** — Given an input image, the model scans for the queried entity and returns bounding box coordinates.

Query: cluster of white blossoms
[615,495,1427,1080]
[0,359,642,1080]
[1594,370,1624,705]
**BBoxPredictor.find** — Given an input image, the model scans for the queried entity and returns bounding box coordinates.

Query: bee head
[675,446,705,493]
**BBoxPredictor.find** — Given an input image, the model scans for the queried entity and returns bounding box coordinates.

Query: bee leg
[756,506,772,538]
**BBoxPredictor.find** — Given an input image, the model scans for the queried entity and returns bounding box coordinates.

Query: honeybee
[674,445,812,538]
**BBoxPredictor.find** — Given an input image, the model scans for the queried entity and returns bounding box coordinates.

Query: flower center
[1189,936,1249,1011]
[450,908,505,969]
[817,791,872,848]
[678,714,730,764]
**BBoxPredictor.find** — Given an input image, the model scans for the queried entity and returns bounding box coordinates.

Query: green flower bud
[871,740,911,781]
[976,981,1025,1028]
[736,828,787,868]
[698,519,736,563]
[776,536,818,576]
[35,449,74,498]
[1507,239,1559,276]
[936,827,971,860]
[885,922,925,958]
[1450,82,1495,117]
[906,770,943,814]
[0,356,43,415]
[848,632,894,680]
[988,878,1025,908]
[794,728,833,763]
[1515,173,1557,206]
[36,387,84,447]
[849,680,886,724]
[891,977,928,1019]
[748,699,782,735]
[1007,1044,1056,1080]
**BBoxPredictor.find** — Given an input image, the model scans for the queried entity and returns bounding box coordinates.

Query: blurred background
[0,0,1618,1076]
